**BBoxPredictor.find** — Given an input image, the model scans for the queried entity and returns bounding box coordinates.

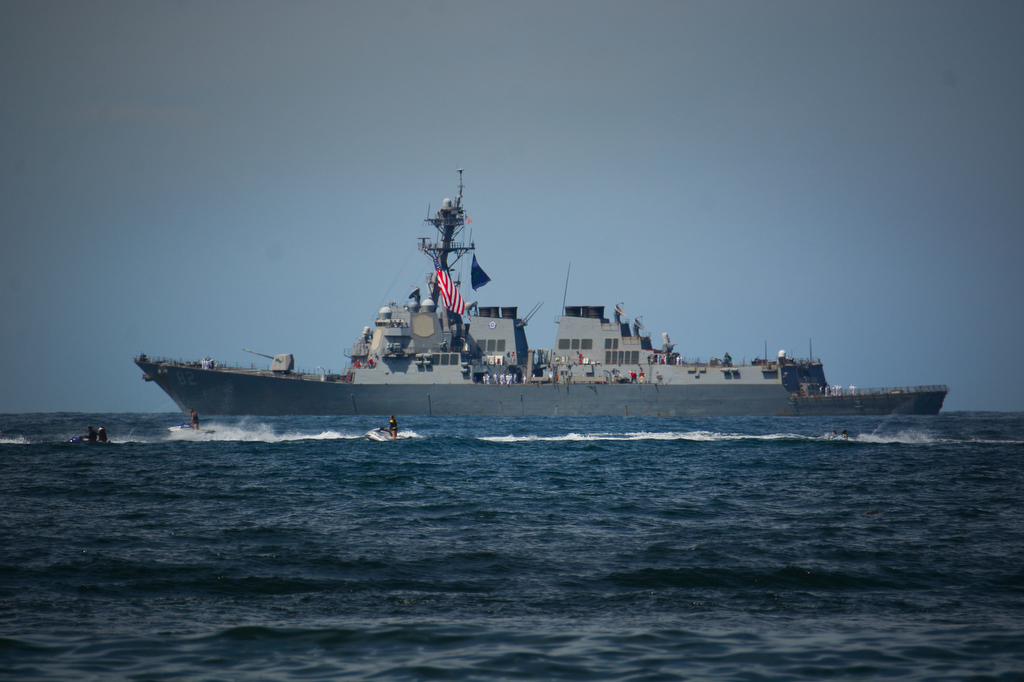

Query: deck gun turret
[243,348,294,373]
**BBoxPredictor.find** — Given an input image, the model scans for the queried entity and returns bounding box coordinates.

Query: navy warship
[135,172,947,417]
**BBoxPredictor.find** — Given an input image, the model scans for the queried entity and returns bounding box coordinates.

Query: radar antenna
[419,169,474,274]
[632,317,645,338]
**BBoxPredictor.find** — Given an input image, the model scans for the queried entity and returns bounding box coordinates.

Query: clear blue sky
[2,1,1022,413]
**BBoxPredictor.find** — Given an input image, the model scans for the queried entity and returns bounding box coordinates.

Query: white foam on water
[166,423,365,443]
[0,434,30,445]
[853,429,938,445]
[364,429,421,440]
[480,431,814,443]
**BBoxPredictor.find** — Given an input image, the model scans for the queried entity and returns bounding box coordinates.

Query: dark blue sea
[1,412,1022,680]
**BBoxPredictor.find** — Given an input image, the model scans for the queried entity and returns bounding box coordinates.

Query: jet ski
[365,427,398,441]
[168,421,215,434]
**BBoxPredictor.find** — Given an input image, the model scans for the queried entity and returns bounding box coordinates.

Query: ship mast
[419,168,474,307]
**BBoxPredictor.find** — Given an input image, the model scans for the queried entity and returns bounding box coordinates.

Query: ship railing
[137,355,335,377]
[418,239,470,256]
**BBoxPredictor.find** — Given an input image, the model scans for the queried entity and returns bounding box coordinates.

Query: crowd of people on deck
[481,372,520,384]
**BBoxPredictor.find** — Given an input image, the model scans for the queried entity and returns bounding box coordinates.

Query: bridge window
[581,339,593,350]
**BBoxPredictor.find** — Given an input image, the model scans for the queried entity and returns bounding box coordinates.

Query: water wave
[0,434,30,445]
[165,423,366,443]
[161,424,425,443]
[482,431,826,444]
[481,429,1024,446]
[3,411,1023,681]
[2,625,1021,681]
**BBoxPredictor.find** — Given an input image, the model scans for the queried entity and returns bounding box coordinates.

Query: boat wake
[0,434,30,445]
[166,424,365,443]
[853,429,939,444]
[478,429,1021,445]
[165,423,423,443]
[854,429,1024,445]
[480,431,817,443]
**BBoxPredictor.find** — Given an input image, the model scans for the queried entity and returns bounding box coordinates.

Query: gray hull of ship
[137,362,945,417]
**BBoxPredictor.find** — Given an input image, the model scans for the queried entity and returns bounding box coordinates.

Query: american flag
[433,257,466,315]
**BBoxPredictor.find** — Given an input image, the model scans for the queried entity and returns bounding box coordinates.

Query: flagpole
[560,262,572,319]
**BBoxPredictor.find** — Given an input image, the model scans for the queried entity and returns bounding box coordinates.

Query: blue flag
[471,255,491,290]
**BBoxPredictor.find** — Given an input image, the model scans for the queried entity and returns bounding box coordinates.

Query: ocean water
[1,412,1022,680]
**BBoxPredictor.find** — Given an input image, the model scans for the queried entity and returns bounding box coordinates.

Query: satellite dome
[378,306,392,319]
[442,198,453,207]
